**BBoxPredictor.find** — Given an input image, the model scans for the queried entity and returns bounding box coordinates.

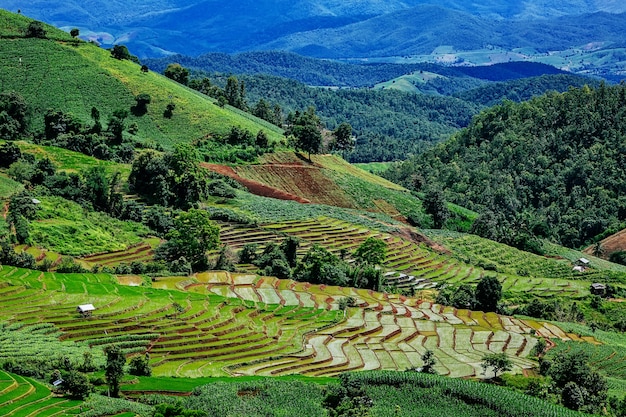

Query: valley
[0,5,625,417]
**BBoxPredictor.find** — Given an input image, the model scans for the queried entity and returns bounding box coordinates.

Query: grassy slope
[30,196,150,256]
[0,9,283,149]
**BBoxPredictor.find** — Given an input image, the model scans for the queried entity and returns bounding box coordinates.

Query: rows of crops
[0,261,597,380]
[347,371,585,417]
[150,271,590,378]
[217,216,592,298]
[0,266,339,378]
[80,238,161,267]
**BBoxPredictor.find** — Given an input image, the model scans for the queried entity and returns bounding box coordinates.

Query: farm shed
[590,283,606,296]
[577,258,590,266]
[77,304,95,317]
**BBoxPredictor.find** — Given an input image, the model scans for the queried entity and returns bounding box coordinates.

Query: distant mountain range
[4,1,626,58]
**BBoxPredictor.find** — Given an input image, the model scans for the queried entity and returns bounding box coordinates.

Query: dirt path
[201,163,311,204]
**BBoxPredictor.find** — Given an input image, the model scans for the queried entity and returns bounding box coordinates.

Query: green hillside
[0,9,282,149]
[1,10,626,417]
[385,83,626,250]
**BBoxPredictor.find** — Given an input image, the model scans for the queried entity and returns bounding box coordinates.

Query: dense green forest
[149,53,597,162]
[385,83,626,250]
[184,69,594,162]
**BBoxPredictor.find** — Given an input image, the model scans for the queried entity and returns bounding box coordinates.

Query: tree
[0,141,21,168]
[449,284,475,309]
[293,123,322,161]
[293,244,346,285]
[90,106,102,134]
[420,350,437,374]
[481,352,512,379]
[214,245,236,271]
[62,370,92,400]
[423,189,450,229]
[332,122,355,152]
[239,243,258,264]
[83,166,110,212]
[0,91,28,139]
[164,63,189,85]
[353,265,382,291]
[104,345,125,397]
[7,191,38,244]
[253,99,272,122]
[128,353,152,376]
[475,275,502,312]
[224,76,245,109]
[280,236,300,268]
[548,350,608,412]
[164,103,176,118]
[290,107,324,160]
[255,129,269,148]
[353,237,386,266]
[69,28,79,38]
[25,21,46,38]
[133,93,151,116]
[162,209,220,269]
[110,44,132,60]
[562,382,585,410]
[107,109,128,144]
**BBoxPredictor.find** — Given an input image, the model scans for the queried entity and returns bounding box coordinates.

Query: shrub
[25,21,46,38]
[128,353,152,377]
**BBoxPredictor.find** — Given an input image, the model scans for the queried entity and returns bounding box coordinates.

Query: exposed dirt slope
[201,163,311,204]
[584,228,626,259]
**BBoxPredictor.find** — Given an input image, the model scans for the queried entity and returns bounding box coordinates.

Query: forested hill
[196,69,594,162]
[384,83,626,249]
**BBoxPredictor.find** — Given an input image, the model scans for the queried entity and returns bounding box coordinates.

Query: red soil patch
[583,227,626,258]
[235,163,355,208]
[201,163,311,204]
[391,227,451,254]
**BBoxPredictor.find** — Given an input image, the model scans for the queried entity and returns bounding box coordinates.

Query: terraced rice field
[217,216,593,298]
[0,370,82,416]
[184,271,591,378]
[80,238,161,267]
[0,255,600,380]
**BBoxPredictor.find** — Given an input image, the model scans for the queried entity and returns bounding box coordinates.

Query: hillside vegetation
[0,9,282,149]
[385,83,626,249]
[2,10,626,417]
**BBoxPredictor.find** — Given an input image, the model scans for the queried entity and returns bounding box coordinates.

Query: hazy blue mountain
[4,1,626,58]
[261,7,626,58]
